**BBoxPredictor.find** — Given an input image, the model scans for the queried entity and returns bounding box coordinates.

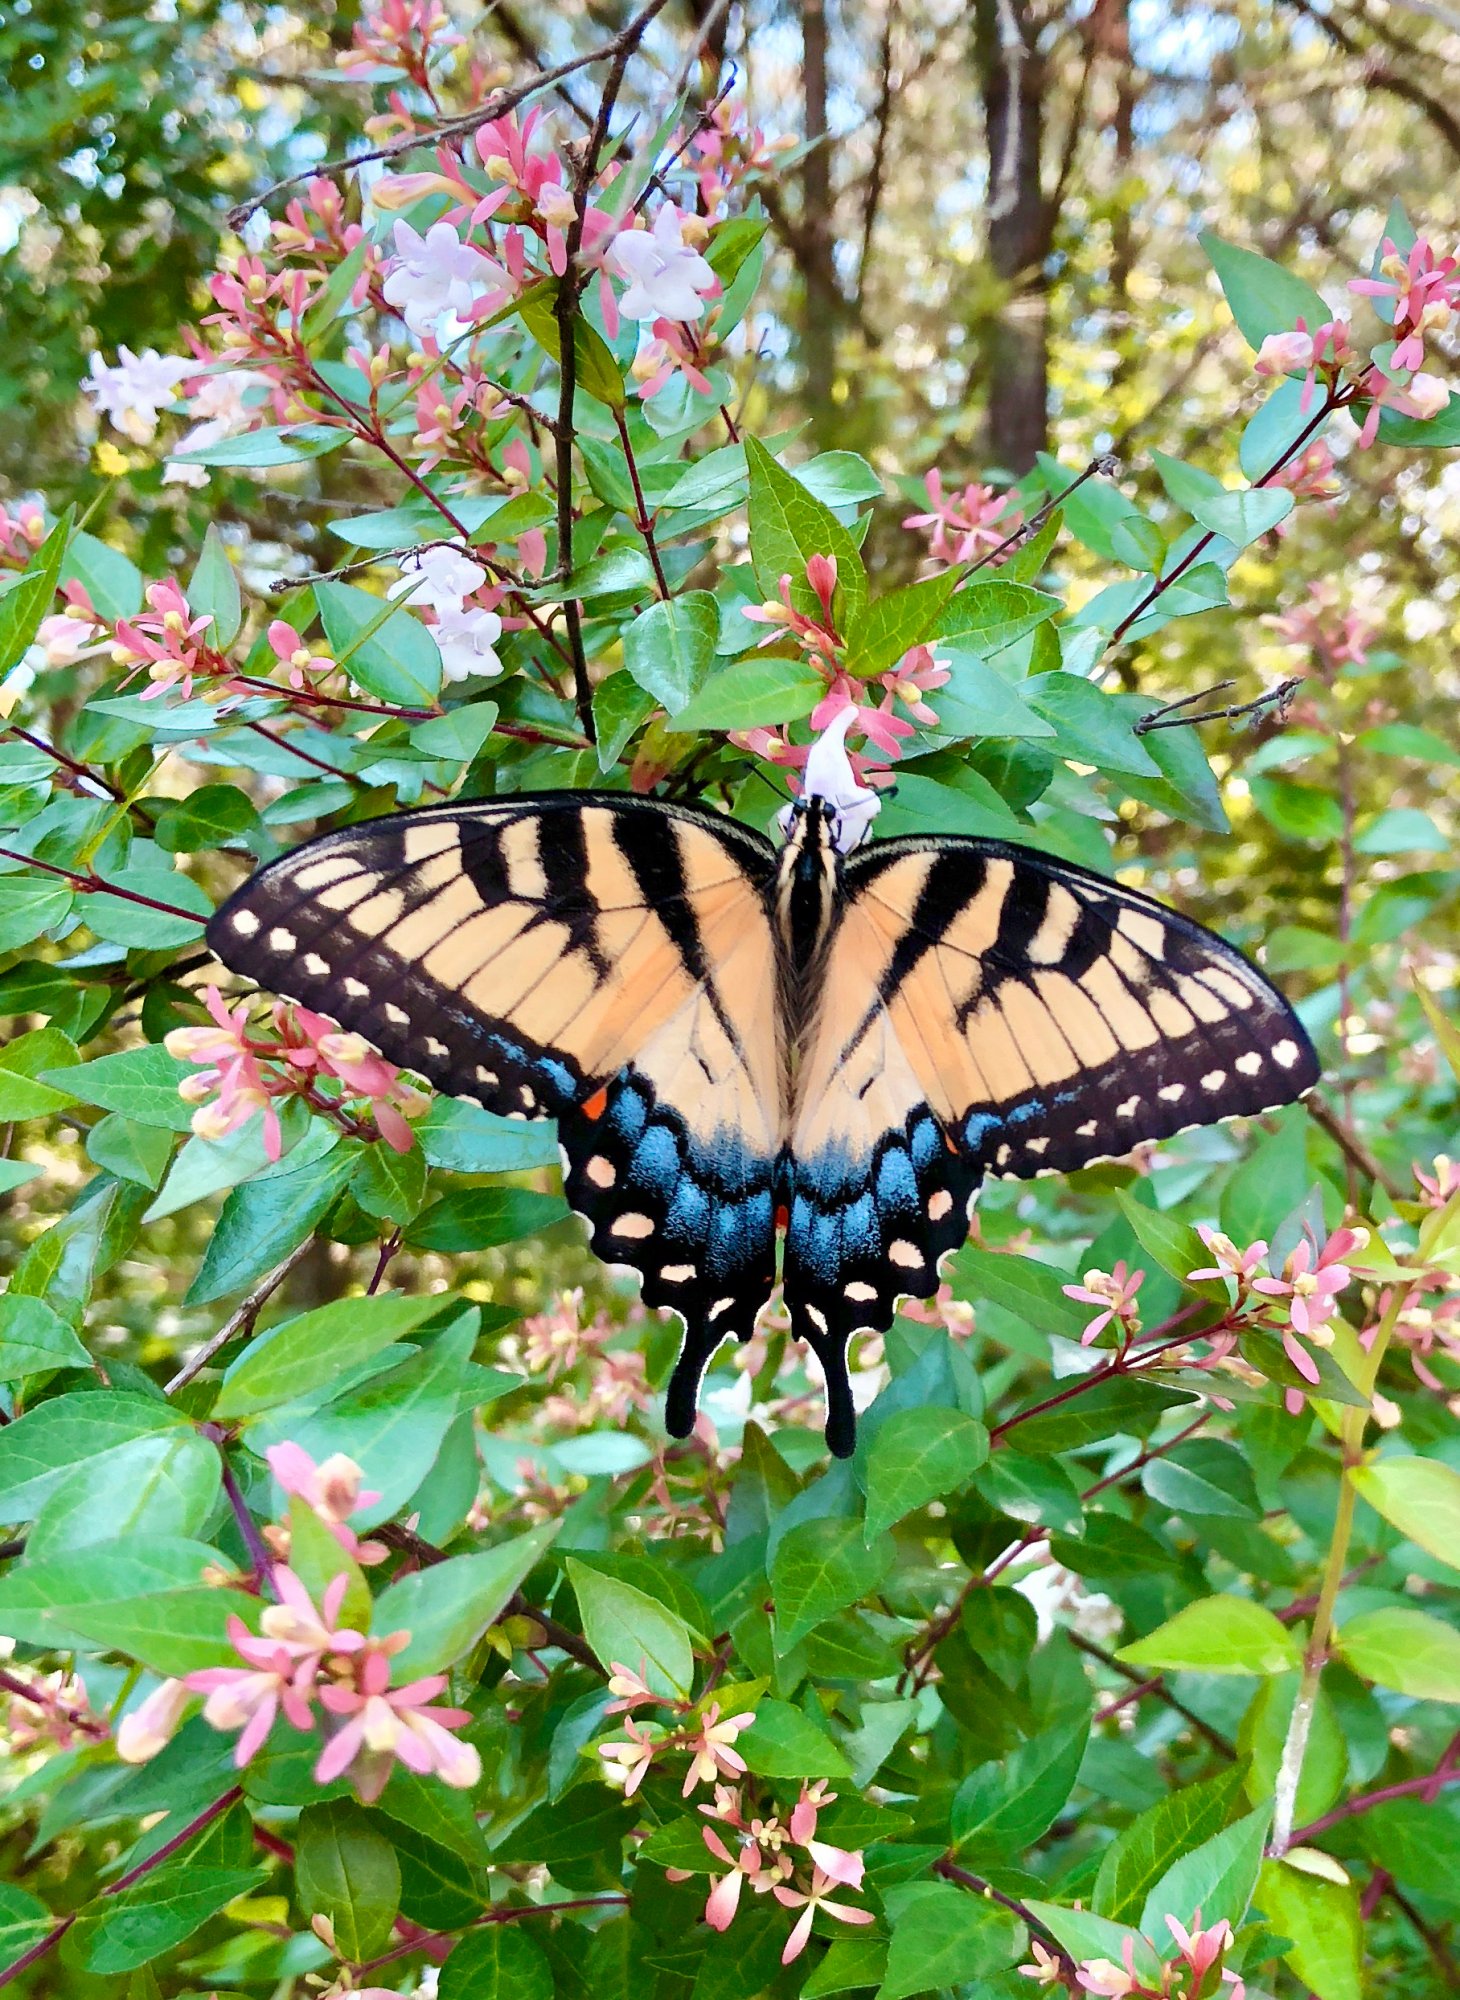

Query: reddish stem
[0,1787,244,1992]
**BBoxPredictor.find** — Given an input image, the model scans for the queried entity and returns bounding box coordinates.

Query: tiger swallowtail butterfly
[206,787,1317,1455]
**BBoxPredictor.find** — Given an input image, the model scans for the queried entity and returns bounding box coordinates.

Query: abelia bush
[1,6,1459,1998]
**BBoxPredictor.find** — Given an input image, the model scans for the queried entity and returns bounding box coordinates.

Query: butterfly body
[207,790,1318,1455]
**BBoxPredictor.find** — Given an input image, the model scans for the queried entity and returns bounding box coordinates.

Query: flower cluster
[903,470,1023,568]
[598,1664,756,1800]
[391,542,506,682]
[1022,1910,1244,1998]
[165,985,430,1159]
[264,1443,389,1567]
[119,1564,479,1801]
[1063,1259,1146,1347]
[1266,579,1379,675]
[1252,231,1460,446]
[1188,1223,1369,1405]
[0,499,45,566]
[689,1780,872,1965]
[734,555,951,789]
[3,1671,102,1754]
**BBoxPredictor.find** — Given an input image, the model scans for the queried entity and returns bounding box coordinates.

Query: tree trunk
[974,0,1048,473]
[799,0,839,441]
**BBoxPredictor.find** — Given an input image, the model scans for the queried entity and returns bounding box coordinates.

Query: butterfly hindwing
[206,793,784,1425]
[783,835,1318,1440]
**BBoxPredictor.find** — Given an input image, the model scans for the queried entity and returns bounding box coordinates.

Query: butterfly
[206,781,1318,1457]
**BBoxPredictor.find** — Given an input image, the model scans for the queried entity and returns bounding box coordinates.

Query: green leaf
[1143,1440,1262,1522]
[770,1517,895,1650]
[1110,515,1167,571]
[622,593,720,714]
[377,1523,560,1677]
[1114,1192,1226,1299]
[1118,1595,1301,1676]
[844,570,963,678]
[316,580,443,707]
[864,1407,988,1539]
[1336,1606,1460,1700]
[416,1096,559,1173]
[876,1882,1023,2000]
[1035,456,1148,564]
[186,1144,358,1305]
[1024,675,1161,776]
[214,1291,448,1420]
[1249,774,1344,843]
[1093,1762,1251,1924]
[972,1452,1083,1533]
[797,451,884,508]
[0,509,72,676]
[187,524,242,648]
[933,580,1060,656]
[249,1320,479,1521]
[567,1557,694,1696]
[152,784,259,853]
[27,1431,221,1558]
[929,651,1056,740]
[409,701,499,763]
[1003,1377,1196,1456]
[440,1924,555,2000]
[1351,1456,1460,1572]
[0,1025,80,1119]
[294,1801,401,1961]
[1151,452,1292,545]
[172,422,348,465]
[744,434,867,627]
[1023,1904,1163,1984]
[350,1138,427,1225]
[1199,234,1333,352]
[77,1865,264,1974]
[663,655,826,733]
[951,1714,1089,1857]
[1256,1859,1362,2000]
[61,1585,262,1675]
[60,528,142,619]
[86,1114,173,1190]
[1139,1806,1269,1944]
[944,1247,1090,1342]
[519,287,627,410]
[1377,399,1460,447]
[1353,806,1447,855]
[404,1186,568,1253]
[801,1934,889,1998]
[735,1698,851,1779]
[0,875,73,950]
[594,671,657,768]
[0,1295,91,1379]
[0,1537,221,1647]
[51,1044,200,1131]
[0,1391,184,1519]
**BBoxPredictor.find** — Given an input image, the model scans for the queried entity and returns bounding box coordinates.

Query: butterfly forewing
[206,794,785,1422]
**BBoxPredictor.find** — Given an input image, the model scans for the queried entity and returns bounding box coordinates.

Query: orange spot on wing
[581,1086,609,1121]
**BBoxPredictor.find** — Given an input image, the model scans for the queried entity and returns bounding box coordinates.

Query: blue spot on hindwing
[875,1148,918,1209]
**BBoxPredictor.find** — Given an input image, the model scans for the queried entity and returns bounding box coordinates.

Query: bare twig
[1133,676,1301,735]
[166,1243,315,1395]
[226,22,671,231]
[1306,1093,1406,1202]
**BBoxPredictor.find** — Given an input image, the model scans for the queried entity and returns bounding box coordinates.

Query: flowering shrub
[1,6,1460,1999]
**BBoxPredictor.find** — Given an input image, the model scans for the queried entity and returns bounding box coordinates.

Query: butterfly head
[775,708,881,855]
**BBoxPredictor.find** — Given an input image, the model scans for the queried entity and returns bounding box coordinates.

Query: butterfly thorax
[774,796,842,982]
